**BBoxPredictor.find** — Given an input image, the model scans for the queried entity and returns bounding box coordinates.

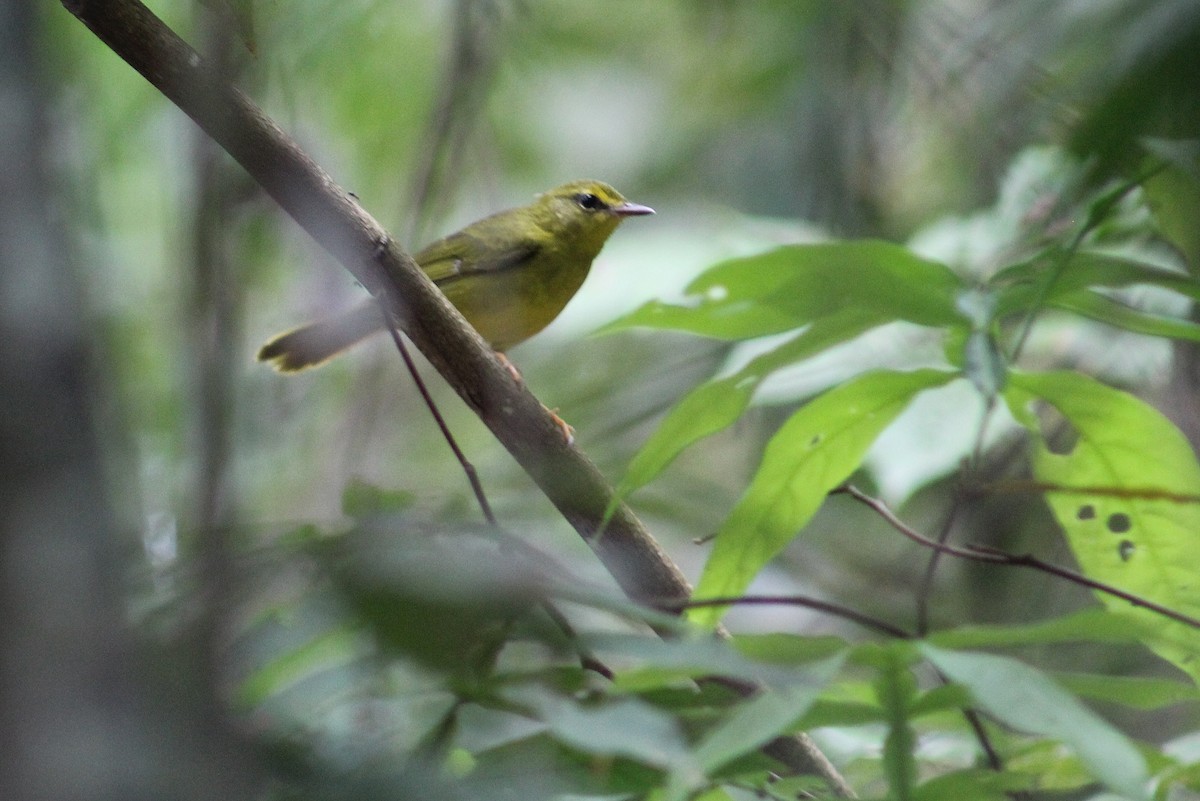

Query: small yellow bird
[258,180,654,371]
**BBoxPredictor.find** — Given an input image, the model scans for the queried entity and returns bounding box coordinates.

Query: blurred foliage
[35,0,1200,798]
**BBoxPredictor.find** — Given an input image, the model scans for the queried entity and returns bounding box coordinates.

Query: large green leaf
[689,369,958,625]
[1005,371,1200,684]
[921,645,1150,800]
[614,311,878,502]
[601,241,963,341]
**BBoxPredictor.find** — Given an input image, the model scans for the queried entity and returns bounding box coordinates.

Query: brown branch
[64,0,688,619]
[62,0,853,793]
[837,484,1200,630]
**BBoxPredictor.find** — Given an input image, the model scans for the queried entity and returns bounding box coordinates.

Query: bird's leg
[495,351,523,383]
[495,351,574,445]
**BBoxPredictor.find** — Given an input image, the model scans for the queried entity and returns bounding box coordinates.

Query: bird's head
[532,180,654,257]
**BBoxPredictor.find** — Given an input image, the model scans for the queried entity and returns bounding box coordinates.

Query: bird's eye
[575,192,605,211]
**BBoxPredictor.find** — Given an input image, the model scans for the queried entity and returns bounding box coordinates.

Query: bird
[257,179,654,372]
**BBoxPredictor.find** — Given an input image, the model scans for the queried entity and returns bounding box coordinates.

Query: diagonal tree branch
[65,0,689,611]
[62,1,854,794]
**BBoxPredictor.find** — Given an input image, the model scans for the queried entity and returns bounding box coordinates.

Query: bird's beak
[614,201,655,217]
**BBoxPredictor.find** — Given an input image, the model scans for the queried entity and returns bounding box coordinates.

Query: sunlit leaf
[614,311,877,503]
[690,370,958,625]
[1005,371,1200,684]
[921,645,1150,800]
[601,242,963,341]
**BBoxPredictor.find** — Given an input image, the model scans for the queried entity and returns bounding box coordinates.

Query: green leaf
[921,644,1150,800]
[1052,671,1200,710]
[601,242,963,341]
[689,369,959,625]
[874,645,919,801]
[614,311,877,502]
[796,699,886,728]
[690,654,844,775]
[927,608,1150,650]
[1005,371,1200,684]
[579,632,807,690]
[340,478,416,518]
[1142,142,1200,271]
[914,768,1032,801]
[235,625,365,709]
[508,687,693,771]
[1050,289,1200,342]
[731,633,851,665]
[992,250,1200,318]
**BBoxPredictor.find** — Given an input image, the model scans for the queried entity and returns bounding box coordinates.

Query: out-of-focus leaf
[921,645,1150,800]
[326,523,550,670]
[914,768,1032,801]
[731,633,850,665]
[693,654,843,771]
[341,478,416,518]
[505,686,693,772]
[962,328,1007,398]
[794,699,885,730]
[579,632,812,690]
[690,370,958,626]
[992,250,1200,318]
[927,608,1149,650]
[1051,671,1200,710]
[466,732,662,798]
[236,626,365,709]
[613,311,877,504]
[1142,141,1200,271]
[869,644,919,801]
[1049,289,1200,342]
[600,242,963,341]
[1005,371,1200,684]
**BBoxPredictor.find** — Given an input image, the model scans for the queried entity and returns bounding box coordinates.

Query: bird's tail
[257,299,384,372]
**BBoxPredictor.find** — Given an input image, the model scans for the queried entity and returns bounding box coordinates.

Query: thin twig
[837,484,1200,629]
[381,315,496,526]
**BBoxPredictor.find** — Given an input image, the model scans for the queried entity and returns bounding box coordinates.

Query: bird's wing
[416,229,543,286]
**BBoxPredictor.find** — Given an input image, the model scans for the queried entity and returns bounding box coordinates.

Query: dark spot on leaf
[810,435,822,447]
[1106,513,1132,533]
[1118,540,1135,561]
[1077,504,1095,520]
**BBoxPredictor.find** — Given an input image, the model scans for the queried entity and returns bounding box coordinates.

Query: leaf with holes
[1005,371,1200,684]
[689,369,958,626]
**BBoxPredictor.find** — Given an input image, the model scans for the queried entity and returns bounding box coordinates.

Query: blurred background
[5,0,1199,798]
